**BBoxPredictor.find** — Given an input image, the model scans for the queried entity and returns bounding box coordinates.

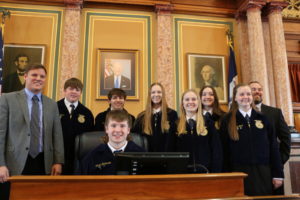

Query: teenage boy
[78,110,145,175]
[57,77,94,174]
[94,88,135,131]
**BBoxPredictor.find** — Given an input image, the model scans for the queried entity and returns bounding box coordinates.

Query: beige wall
[80,9,155,117]
[1,3,64,97]
[1,3,241,116]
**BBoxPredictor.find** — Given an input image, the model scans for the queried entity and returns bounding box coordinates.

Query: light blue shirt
[25,88,43,152]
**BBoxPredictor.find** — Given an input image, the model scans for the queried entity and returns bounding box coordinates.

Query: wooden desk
[9,173,247,200]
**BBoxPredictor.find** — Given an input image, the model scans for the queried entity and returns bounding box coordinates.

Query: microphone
[187,164,209,174]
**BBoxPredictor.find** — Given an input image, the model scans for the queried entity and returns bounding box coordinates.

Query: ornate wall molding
[264,2,288,16]
[155,4,173,15]
[64,0,83,9]
[282,0,300,19]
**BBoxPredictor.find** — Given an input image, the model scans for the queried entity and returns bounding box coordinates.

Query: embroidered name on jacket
[95,161,112,169]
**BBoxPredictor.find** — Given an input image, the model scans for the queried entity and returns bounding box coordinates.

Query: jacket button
[26,147,29,150]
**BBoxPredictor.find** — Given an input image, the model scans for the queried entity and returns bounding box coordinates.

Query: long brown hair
[177,89,207,136]
[199,85,225,116]
[228,84,255,141]
[142,83,170,135]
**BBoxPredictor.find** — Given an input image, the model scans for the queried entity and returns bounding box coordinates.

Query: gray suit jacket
[0,89,64,175]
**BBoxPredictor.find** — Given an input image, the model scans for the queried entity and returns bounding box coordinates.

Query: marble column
[236,13,251,84]
[267,2,294,126]
[262,19,276,107]
[155,4,175,109]
[59,0,82,98]
[246,2,270,105]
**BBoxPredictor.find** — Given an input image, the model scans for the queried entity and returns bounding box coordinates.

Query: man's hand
[0,166,9,183]
[272,178,283,189]
[51,164,62,175]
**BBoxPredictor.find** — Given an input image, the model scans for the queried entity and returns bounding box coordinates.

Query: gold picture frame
[187,53,227,103]
[96,49,139,100]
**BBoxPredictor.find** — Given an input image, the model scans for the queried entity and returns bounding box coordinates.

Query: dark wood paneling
[171,0,237,9]
[1,0,65,6]
[290,161,300,193]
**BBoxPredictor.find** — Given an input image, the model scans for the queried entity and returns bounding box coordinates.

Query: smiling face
[249,82,263,105]
[64,87,82,103]
[150,84,163,106]
[201,87,215,109]
[235,86,253,111]
[106,119,130,146]
[182,91,199,114]
[24,68,46,94]
[109,95,125,110]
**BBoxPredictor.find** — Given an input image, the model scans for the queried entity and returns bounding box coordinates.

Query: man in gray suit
[0,64,64,199]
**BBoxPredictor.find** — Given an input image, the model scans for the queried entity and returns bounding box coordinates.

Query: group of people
[0,63,291,199]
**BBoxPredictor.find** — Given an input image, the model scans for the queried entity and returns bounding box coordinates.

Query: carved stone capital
[64,0,83,9]
[238,0,266,12]
[155,4,174,15]
[246,2,264,12]
[265,2,288,15]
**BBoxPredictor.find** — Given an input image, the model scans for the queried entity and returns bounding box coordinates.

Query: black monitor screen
[115,152,189,175]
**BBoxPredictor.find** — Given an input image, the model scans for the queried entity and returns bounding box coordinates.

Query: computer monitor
[115,152,189,175]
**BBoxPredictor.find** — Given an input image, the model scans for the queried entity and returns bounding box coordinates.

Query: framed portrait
[187,53,227,103]
[97,49,139,100]
[2,44,46,93]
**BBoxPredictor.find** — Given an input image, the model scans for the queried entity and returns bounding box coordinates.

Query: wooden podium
[9,173,247,200]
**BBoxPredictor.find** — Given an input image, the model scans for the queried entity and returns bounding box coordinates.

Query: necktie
[70,104,75,118]
[29,95,41,158]
[115,77,119,88]
[153,112,159,127]
[245,114,250,127]
[204,112,212,120]
[188,119,195,133]
[113,150,123,153]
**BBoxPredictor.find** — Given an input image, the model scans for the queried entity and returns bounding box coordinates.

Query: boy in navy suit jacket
[78,110,144,175]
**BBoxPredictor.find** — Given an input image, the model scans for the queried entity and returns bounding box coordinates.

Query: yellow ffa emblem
[78,114,85,123]
[215,121,220,130]
[237,124,243,130]
[255,120,264,129]
[201,127,208,136]
[59,114,64,119]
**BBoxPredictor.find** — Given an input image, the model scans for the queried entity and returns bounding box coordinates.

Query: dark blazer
[95,108,135,131]
[204,112,225,130]
[77,141,145,175]
[104,75,131,90]
[220,109,283,178]
[261,104,291,164]
[0,89,64,175]
[132,108,178,152]
[57,99,94,174]
[176,118,222,173]
[2,71,24,93]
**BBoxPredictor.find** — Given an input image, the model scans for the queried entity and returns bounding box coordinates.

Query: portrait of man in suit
[104,61,131,90]
[2,44,45,93]
[187,54,226,103]
[2,54,29,93]
[98,49,138,99]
